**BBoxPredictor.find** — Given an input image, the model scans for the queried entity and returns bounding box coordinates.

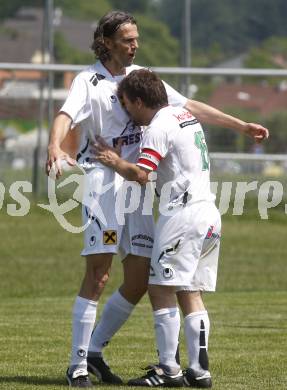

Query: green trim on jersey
[194,130,209,171]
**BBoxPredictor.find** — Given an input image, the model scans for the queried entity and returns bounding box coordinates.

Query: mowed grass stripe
[0,292,286,389]
[0,205,286,389]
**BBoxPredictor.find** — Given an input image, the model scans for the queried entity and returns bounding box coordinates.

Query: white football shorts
[149,201,221,291]
[81,166,154,259]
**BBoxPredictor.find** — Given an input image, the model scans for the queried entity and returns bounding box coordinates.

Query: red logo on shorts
[206,226,214,239]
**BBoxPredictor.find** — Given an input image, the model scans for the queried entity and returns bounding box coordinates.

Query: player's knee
[122,268,149,299]
[133,283,148,299]
[85,266,110,288]
[94,270,109,289]
[120,281,148,303]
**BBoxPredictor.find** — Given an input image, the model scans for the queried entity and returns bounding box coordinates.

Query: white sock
[89,290,134,353]
[184,310,210,375]
[70,296,98,372]
[153,307,181,372]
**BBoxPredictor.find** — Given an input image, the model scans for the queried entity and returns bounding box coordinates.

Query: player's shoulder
[169,105,189,114]
[75,64,94,78]
[75,62,105,81]
[166,105,194,121]
[146,107,171,136]
[157,105,182,123]
[168,105,202,132]
[151,106,185,134]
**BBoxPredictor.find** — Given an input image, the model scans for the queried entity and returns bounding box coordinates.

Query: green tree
[207,107,287,153]
[207,107,262,153]
[55,0,111,20]
[0,0,112,20]
[135,14,180,67]
[264,111,287,153]
[155,0,287,56]
[0,0,41,19]
[109,0,153,13]
[245,36,287,68]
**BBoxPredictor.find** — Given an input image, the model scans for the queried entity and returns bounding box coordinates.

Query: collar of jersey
[150,105,171,125]
[96,61,129,81]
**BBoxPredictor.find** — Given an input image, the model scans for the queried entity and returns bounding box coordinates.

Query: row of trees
[2,0,287,66]
[1,0,286,153]
[1,0,287,68]
[155,0,287,59]
[207,109,287,154]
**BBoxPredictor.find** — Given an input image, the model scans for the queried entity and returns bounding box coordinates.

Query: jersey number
[194,131,209,171]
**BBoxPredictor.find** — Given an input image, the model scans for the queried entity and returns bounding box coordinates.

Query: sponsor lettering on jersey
[131,234,154,249]
[179,118,199,128]
[172,110,199,128]
[132,242,149,248]
[120,119,139,135]
[173,110,194,122]
[131,234,154,243]
[112,132,142,147]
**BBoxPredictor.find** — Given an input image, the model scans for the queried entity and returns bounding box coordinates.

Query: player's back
[141,105,215,208]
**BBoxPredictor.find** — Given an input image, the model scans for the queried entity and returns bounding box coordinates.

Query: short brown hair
[91,11,137,63]
[118,69,168,109]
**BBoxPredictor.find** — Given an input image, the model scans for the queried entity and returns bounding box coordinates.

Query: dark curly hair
[118,69,168,109]
[91,11,137,63]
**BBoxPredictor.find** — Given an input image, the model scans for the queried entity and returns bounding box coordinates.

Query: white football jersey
[60,61,187,166]
[137,105,215,209]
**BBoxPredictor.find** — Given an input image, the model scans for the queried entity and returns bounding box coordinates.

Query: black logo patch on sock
[77,349,87,358]
[199,319,209,370]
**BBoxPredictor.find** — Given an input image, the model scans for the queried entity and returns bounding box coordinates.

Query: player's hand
[92,135,123,156]
[92,137,120,168]
[46,144,76,179]
[243,123,269,143]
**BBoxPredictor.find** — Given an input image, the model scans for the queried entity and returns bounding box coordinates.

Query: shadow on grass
[0,376,119,387]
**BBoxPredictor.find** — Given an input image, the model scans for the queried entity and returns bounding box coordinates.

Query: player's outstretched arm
[184,99,269,142]
[93,137,149,185]
[46,112,76,178]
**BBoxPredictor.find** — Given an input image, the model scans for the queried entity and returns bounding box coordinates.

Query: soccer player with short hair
[94,68,266,387]
[46,10,269,388]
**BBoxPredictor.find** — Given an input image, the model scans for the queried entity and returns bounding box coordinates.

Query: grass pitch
[0,203,286,389]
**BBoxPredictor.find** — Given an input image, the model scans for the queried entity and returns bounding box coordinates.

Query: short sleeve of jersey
[137,126,169,171]
[60,73,91,124]
[163,80,187,108]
